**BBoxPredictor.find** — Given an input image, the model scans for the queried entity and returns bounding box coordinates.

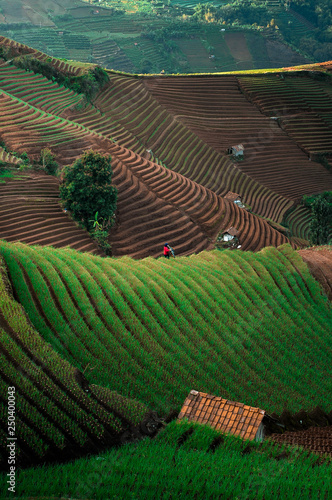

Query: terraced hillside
[144,75,332,200]
[0,241,331,470]
[0,37,330,253]
[0,252,154,468]
[238,74,332,156]
[0,44,296,256]
[0,172,102,253]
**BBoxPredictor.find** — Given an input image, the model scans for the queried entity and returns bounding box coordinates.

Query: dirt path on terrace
[299,247,332,301]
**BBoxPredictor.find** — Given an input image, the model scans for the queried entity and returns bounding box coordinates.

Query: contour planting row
[0,253,150,468]
[94,75,293,223]
[143,75,332,199]
[238,75,332,155]
[0,173,102,253]
[109,142,291,253]
[0,89,107,162]
[284,205,311,243]
[2,241,331,420]
[0,63,82,116]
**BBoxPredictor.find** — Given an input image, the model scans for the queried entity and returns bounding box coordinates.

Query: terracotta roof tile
[178,391,265,441]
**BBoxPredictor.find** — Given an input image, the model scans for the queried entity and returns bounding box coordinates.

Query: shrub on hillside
[60,150,117,252]
[37,148,58,175]
[303,191,332,244]
[13,55,109,101]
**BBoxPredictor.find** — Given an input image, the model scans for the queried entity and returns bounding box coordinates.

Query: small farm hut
[224,191,243,206]
[178,390,267,441]
[222,227,238,242]
[228,144,244,157]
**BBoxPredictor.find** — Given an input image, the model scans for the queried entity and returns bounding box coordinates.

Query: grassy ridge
[1,421,331,499]
[0,252,149,468]
[1,241,331,419]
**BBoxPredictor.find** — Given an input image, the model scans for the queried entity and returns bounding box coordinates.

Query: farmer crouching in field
[164,243,175,259]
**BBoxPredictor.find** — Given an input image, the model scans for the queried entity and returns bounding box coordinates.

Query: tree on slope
[303,191,332,245]
[60,150,117,236]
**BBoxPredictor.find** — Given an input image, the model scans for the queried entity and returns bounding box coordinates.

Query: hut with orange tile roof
[178,390,267,441]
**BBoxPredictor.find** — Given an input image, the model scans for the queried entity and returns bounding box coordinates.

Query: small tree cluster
[60,150,117,254]
[14,55,109,102]
[303,192,332,245]
[38,148,58,175]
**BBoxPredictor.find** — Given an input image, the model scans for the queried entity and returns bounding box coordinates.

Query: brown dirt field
[144,75,332,201]
[299,247,332,300]
[0,36,325,258]
[0,172,103,255]
[224,33,253,67]
[270,425,332,456]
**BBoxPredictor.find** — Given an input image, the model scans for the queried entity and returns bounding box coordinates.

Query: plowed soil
[271,426,332,457]
[0,172,103,254]
[0,36,329,258]
[299,247,332,300]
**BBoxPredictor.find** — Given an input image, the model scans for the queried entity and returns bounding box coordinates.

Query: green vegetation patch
[1,421,331,499]
[0,241,331,421]
[0,251,150,468]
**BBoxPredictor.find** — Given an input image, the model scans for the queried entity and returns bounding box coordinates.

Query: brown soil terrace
[271,426,332,457]
[0,37,330,261]
[298,247,332,300]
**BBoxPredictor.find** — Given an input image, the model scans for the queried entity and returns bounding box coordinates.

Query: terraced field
[144,75,332,200]
[0,241,331,470]
[92,74,294,223]
[0,173,102,253]
[0,250,152,468]
[0,46,297,256]
[0,37,330,254]
[238,74,332,155]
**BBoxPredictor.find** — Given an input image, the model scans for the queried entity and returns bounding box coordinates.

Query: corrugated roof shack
[178,390,266,441]
[228,144,244,157]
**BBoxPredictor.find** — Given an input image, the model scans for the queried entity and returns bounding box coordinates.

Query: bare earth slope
[298,247,332,301]
[143,75,332,200]
[0,173,102,254]
[0,37,331,256]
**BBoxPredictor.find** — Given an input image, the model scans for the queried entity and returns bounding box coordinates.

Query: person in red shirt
[164,243,171,258]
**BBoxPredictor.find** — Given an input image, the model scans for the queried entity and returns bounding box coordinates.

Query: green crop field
[0,0,311,75]
[0,240,331,495]
[1,421,331,499]
[0,241,331,450]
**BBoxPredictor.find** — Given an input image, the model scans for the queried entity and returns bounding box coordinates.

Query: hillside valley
[0,18,331,500]
[0,0,316,74]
